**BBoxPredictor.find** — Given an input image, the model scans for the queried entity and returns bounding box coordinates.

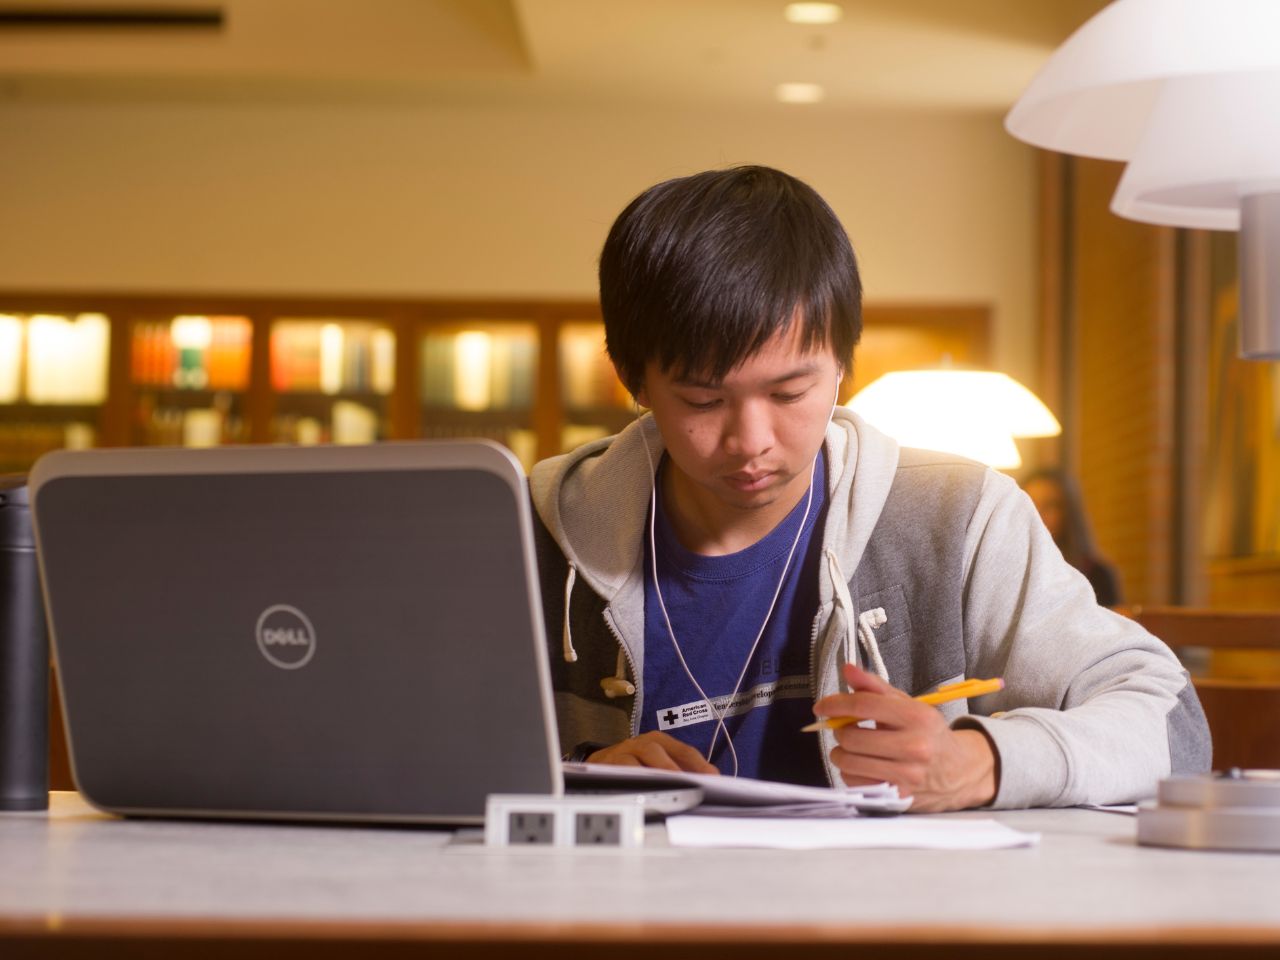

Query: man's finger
[813,690,922,727]
[832,726,927,763]
[650,733,718,773]
[640,733,717,774]
[843,662,908,697]
[634,740,683,771]
[829,749,915,796]
[673,749,719,774]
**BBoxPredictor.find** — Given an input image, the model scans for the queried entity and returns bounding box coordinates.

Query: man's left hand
[812,663,999,812]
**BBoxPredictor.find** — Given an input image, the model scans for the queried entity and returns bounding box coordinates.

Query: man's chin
[717,476,790,510]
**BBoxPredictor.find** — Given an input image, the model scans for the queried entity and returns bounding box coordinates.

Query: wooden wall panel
[1070,159,1178,605]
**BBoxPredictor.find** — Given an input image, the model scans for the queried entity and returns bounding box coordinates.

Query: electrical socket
[507,811,555,845]
[574,811,623,845]
[485,794,646,848]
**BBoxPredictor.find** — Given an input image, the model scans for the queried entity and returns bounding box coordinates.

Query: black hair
[599,165,862,395]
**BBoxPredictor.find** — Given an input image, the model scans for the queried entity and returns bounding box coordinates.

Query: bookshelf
[1,295,992,477]
[0,295,626,475]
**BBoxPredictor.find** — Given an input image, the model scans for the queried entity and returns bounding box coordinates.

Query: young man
[530,165,1210,812]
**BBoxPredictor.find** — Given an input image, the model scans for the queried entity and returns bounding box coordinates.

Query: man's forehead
[665,349,832,389]
[643,310,840,385]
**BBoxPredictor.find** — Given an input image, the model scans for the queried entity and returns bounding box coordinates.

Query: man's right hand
[586,731,720,774]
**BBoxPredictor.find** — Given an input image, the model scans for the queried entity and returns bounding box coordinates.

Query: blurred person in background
[1021,468,1122,607]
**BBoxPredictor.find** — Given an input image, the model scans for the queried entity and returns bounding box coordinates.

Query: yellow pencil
[800,677,1004,732]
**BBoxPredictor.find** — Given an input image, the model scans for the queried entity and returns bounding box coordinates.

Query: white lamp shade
[1005,0,1280,161]
[847,370,1060,470]
[1006,0,1280,359]
[1112,72,1280,230]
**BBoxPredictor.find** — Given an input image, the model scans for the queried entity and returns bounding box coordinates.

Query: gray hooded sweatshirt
[529,408,1211,809]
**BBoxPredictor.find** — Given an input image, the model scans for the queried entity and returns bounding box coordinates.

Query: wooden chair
[1119,606,1280,770]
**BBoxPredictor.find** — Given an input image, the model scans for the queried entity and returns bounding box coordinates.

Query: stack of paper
[561,763,1042,850]
[666,815,1040,850]
[562,761,911,816]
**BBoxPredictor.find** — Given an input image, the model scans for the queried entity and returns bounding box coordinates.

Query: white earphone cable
[637,376,842,776]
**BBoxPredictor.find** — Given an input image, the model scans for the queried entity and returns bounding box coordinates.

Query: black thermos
[0,475,49,811]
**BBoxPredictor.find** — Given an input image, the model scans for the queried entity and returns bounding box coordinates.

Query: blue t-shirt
[640,447,829,785]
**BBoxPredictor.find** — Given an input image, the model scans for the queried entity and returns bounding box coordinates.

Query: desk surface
[3,793,1280,959]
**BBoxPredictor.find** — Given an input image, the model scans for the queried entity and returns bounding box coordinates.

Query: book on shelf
[273,321,392,395]
[420,328,536,411]
[132,317,250,392]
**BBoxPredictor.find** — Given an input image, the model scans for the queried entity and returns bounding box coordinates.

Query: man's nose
[722,402,773,459]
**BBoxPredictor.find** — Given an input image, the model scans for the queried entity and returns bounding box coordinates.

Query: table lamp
[847,369,1061,470]
[1005,0,1280,359]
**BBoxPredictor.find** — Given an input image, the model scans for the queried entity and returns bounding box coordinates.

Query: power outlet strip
[484,793,647,848]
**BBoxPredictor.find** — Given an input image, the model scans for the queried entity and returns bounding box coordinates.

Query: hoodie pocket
[857,584,912,645]
[855,583,963,696]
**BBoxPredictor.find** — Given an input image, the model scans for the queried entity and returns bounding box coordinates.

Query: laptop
[29,439,562,824]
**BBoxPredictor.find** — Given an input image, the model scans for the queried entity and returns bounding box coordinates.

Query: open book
[563,761,911,817]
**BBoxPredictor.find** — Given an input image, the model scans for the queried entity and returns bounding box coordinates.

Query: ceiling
[0,0,1110,109]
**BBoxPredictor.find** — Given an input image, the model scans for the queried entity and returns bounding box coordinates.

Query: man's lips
[723,469,776,492]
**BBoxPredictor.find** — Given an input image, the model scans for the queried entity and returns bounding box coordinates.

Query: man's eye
[684,397,720,410]
[774,392,806,404]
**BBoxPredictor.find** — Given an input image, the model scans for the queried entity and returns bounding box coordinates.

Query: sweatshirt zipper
[810,559,860,789]
[807,612,824,703]
[602,610,642,736]
[808,609,840,788]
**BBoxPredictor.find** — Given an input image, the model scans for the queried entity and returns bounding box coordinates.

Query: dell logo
[255,605,317,670]
[263,628,309,646]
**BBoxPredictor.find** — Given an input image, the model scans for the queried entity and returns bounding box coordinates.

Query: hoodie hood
[529,414,663,603]
[530,407,902,752]
[530,408,901,605]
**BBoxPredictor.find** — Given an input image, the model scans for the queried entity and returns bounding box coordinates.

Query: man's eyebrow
[765,362,823,385]
[673,362,823,389]
[672,374,721,388]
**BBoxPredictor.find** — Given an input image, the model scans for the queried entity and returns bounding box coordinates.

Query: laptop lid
[30,440,561,824]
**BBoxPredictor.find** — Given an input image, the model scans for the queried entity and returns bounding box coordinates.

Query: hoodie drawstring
[826,550,857,667]
[562,563,579,663]
[825,549,889,683]
[563,561,634,698]
[856,607,889,681]
[600,648,635,699]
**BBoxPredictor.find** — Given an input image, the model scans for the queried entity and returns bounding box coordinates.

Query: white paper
[563,761,911,814]
[1082,803,1140,816]
[665,815,1041,850]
